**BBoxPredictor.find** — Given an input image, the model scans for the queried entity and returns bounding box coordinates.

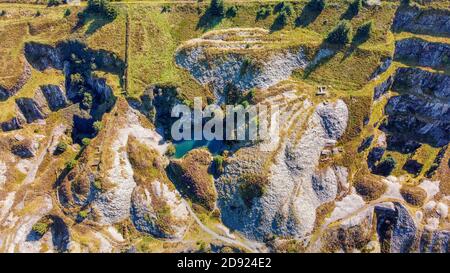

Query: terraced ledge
[392,6,450,37]
[394,38,450,72]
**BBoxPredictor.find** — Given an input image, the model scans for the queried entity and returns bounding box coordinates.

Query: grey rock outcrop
[11,138,39,158]
[216,100,349,241]
[373,75,394,100]
[394,38,450,70]
[370,57,392,80]
[382,68,450,147]
[375,202,417,253]
[392,6,450,37]
[15,97,48,123]
[40,85,68,111]
[24,42,64,71]
[176,47,308,100]
[1,115,25,132]
[420,229,449,253]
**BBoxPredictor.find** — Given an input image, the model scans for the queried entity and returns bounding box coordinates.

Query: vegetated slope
[0,0,448,253]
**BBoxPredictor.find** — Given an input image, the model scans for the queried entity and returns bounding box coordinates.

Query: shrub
[309,0,326,12]
[226,5,238,18]
[256,7,270,20]
[93,121,103,133]
[0,10,6,16]
[209,0,225,17]
[81,92,93,109]
[82,138,91,146]
[165,143,176,157]
[326,20,352,45]
[87,0,118,20]
[213,155,224,174]
[238,173,269,207]
[64,8,71,17]
[78,210,88,219]
[273,11,289,29]
[32,222,49,236]
[47,0,61,7]
[373,156,396,176]
[35,10,41,17]
[348,0,362,17]
[400,186,426,206]
[55,141,68,154]
[65,159,77,170]
[281,3,294,16]
[240,57,253,75]
[354,20,373,42]
[354,176,387,201]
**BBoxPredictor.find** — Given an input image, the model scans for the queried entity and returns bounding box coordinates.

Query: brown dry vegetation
[169,148,216,210]
[400,185,427,207]
[354,173,387,201]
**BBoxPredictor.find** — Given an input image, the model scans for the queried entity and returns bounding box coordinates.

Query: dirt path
[182,199,262,253]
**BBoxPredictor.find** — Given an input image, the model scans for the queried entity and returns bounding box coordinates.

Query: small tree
[82,138,91,146]
[354,20,373,42]
[82,92,93,109]
[326,20,352,45]
[256,7,270,20]
[47,0,61,7]
[35,10,41,17]
[213,155,224,174]
[93,121,103,133]
[310,0,326,12]
[165,143,176,157]
[55,141,68,155]
[209,0,225,17]
[64,8,71,17]
[0,10,6,16]
[348,0,362,18]
[226,5,238,18]
[273,11,288,30]
[65,159,77,170]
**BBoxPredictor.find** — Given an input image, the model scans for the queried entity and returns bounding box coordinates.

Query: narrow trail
[181,199,262,253]
[124,11,130,94]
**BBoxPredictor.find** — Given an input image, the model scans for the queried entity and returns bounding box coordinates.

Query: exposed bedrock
[176,46,308,100]
[24,40,125,74]
[216,100,349,241]
[40,85,68,111]
[381,68,450,147]
[373,75,394,101]
[419,229,449,253]
[375,202,417,253]
[392,6,450,36]
[394,38,450,70]
[1,114,25,132]
[15,97,48,123]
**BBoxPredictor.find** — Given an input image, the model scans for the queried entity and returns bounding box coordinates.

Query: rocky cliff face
[382,67,450,147]
[394,38,450,70]
[175,29,309,101]
[392,6,450,36]
[216,100,349,241]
